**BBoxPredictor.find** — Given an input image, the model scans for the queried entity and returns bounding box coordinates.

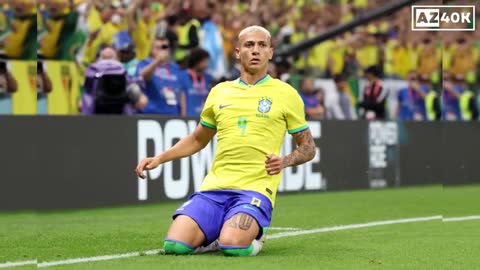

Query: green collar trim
[238,74,271,86]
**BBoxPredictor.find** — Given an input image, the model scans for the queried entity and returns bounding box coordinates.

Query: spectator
[1,0,36,59]
[112,31,139,76]
[126,0,164,61]
[421,74,441,121]
[0,61,17,93]
[450,36,475,79]
[299,77,326,120]
[442,73,463,121]
[417,36,440,82]
[82,1,124,64]
[37,61,52,115]
[137,37,185,115]
[198,2,227,80]
[274,57,292,83]
[334,75,357,120]
[395,71,429,121]
[82,55,147,115]
[0,60,16,114]
[180,48,212,117]
[99,47,117,60]
[456,76,479,121]
[38,0,83,60]
[358,66,387,120]
[174,10,200,66]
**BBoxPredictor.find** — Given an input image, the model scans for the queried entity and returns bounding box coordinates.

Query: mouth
[250,58,260,65]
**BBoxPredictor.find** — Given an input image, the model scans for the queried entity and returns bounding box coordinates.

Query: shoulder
[269,78,301,97]
[168,62,182,73]
[205,72,214,83]
[138,58,152,66]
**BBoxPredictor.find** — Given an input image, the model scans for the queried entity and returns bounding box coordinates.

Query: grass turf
[0,185,478,269]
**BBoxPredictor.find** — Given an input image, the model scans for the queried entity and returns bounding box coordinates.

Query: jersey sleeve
[200,86,217,129]
[285,88,309,134]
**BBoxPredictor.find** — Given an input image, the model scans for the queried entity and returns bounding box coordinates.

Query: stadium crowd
[1,0,479,120]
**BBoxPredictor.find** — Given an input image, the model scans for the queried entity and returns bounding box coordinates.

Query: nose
[251,44,260,55]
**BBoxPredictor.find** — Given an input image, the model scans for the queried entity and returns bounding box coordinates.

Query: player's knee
[219,234,252,247]
[163,239,194,255]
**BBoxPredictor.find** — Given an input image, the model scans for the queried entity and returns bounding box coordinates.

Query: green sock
[163,240,194,255]
[221,244,254,256]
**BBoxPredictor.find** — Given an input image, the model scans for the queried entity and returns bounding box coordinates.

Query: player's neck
[240,70,268,86]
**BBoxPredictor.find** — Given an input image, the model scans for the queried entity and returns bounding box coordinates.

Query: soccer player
[135,25,316,256]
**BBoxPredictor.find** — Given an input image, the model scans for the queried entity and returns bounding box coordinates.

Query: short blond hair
[238,25,271,45]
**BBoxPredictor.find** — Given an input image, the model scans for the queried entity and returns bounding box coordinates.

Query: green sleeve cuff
[288,124,309,134]
[200,120,217,129]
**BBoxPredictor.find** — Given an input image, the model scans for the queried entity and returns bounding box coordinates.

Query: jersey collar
[237,74,271,87]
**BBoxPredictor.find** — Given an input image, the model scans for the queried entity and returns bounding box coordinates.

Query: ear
[268,47,273,60]
[235,47,240,59]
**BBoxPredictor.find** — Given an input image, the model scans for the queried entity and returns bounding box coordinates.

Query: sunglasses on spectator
[155,45,170,50]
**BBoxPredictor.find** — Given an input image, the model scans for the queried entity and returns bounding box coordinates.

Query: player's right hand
[135,157,160,179]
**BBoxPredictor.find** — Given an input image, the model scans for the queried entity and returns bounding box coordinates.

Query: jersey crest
[258,97,272,113]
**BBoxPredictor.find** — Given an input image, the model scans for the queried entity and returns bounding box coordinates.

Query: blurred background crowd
[0,0,479,120]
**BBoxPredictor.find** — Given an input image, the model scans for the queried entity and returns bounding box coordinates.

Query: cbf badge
[258,97,272,113]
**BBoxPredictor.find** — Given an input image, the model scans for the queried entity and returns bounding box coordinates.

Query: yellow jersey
[199,75,308,205]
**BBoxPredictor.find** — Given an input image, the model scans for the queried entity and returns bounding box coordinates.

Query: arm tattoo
[282,129,316,168]
[228,213,254,231]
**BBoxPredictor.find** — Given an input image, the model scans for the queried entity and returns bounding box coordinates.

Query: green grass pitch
[1,185,479,270]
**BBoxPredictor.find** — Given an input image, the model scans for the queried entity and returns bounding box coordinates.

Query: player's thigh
[218,213,260,247]
[165,215,205,248]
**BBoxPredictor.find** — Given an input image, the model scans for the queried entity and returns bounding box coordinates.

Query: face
[407,73,418,86]
[336,81,347,91]
[151,39,171,60]
[301,79,314,93]
[365,73,374,82]
[235,30,273,74]
[195,58,210,73]
[117,49,134,63]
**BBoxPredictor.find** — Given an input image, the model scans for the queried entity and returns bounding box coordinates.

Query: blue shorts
[172,189,273,246]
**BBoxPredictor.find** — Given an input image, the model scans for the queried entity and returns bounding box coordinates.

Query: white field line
[37,249,161,268]
[0,260,37,268]
[5,214,479,268]
[268,215,441,239]
[442,215,480,222]
[268,227,300,231]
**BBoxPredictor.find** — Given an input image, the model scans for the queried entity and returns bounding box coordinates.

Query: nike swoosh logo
[219,104,232,109]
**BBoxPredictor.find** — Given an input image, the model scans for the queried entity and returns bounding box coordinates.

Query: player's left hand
[265,154,284,175]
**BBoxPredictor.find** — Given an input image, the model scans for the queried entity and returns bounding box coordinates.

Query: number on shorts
[250,197,261,207]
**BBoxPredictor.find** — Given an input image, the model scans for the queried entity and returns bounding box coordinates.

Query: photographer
[81,50,147,115]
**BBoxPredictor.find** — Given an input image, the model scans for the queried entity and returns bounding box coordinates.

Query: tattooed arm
[265,129,316,175]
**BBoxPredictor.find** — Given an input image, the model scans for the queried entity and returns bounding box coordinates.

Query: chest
[148,67,179,92]
[213,88,285,129]
[303,94,319,108]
